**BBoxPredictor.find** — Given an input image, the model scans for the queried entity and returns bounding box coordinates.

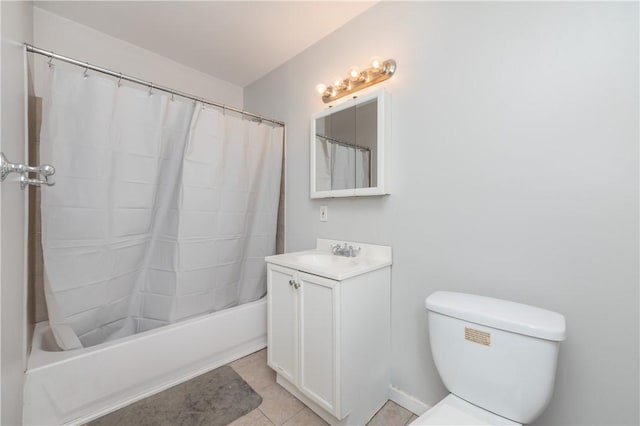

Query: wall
[0,1,33,424]
[33,7,243,108]
[245,2,639,425]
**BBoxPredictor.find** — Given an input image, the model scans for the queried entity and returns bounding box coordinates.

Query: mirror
[310,88,389,198]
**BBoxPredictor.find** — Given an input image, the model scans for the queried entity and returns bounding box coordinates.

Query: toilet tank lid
[425,291,566,341]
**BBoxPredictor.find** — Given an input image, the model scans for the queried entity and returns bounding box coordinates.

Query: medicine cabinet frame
[310,88,390,199]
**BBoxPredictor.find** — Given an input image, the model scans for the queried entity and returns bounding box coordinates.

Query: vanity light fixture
[316,57,396,103]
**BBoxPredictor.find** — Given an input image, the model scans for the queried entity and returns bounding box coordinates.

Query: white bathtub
[23,298,267,426]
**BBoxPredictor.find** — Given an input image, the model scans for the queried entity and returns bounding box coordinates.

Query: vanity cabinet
[266,240,392,425]
[267,265,340,415]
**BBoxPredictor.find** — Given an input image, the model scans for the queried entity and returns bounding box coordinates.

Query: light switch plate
[320,206,328,222]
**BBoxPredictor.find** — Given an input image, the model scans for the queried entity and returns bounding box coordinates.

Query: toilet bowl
[410,291,566,425]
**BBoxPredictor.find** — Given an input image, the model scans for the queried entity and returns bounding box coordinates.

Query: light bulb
[370,56,383,71]
[348,66,361,81]
[333,77,344,89]
[316,83,327,95]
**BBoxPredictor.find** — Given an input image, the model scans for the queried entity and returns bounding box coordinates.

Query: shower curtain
[315,136,370,191]
[39,68,283,350]
[328,143,370,190]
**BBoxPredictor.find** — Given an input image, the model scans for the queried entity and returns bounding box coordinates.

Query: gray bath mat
[87,365,262,426]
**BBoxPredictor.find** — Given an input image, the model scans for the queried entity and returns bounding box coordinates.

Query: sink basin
[291,253,353,268]
[265,240,392,281]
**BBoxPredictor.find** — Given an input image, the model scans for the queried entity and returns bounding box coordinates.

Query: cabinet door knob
[289,279,294,286]
[294,282,300,289]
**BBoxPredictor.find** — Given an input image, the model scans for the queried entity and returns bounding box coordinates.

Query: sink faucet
[331,242,361,257]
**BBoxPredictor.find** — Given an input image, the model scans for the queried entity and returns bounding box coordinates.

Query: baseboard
[388,385,431,416]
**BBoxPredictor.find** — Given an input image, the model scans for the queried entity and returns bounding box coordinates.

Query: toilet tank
[426,292,566,424]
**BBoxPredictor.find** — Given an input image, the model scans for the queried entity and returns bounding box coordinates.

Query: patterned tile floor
[229,349,418,426]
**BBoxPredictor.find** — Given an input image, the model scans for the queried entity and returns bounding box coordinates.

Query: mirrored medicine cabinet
[310,88,390,199]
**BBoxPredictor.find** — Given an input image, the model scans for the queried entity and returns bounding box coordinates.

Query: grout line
[279,405,308,426]
[405,414,418,425]
[258,408,276,425]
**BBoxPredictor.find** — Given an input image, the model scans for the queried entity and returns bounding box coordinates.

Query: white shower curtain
[39,68,283,350]
[355,148,370,189]
[331,144,355,190]
[329,144,370,190]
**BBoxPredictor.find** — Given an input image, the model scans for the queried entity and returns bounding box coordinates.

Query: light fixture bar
[319,59,396,104]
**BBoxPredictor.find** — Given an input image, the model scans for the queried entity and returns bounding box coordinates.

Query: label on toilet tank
[464,327,491,346]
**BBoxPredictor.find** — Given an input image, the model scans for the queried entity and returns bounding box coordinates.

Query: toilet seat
[410,394,521,426]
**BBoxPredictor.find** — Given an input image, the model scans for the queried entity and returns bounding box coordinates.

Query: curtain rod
[25,44,285,127]
[315,134,370,152]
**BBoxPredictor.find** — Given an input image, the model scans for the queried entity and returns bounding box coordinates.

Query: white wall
[33,7,242,108]
[0,1,33,424]
[245,3,639,425]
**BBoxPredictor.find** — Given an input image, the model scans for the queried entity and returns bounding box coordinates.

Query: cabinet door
[310,88,390,198]
[267,264,298,384]
[298,272,341,417]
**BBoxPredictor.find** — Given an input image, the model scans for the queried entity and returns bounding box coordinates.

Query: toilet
[412,291,566,425]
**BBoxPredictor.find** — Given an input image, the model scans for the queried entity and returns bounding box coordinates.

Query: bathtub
[23,298,267,425]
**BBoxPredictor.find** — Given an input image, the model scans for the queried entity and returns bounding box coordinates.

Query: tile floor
[229,348,418,426]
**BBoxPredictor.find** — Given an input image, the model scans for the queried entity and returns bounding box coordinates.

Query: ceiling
[34,1,376,87]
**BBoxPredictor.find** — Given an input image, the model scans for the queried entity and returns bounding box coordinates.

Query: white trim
[22,44,29,372]
[282,125,287,254]
[388,385,431,416]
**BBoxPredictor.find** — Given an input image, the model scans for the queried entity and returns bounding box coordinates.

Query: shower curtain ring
[47,55,54,68]
[149,83,154,96]
[83,63,89,79]
[170,91,175,102]
[117,73,123,87]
